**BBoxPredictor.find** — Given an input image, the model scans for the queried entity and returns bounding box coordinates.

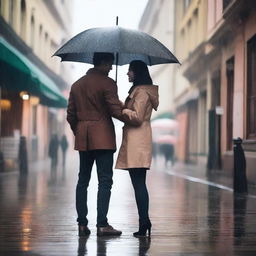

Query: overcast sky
[73,0,148,32]
[71,0,149,101]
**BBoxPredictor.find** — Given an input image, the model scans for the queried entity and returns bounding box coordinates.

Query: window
[45,32,48,40]
[30,15,35,49]
[187,19,192,54]
[247,35,256,138]
[20,0,26,39]
[193,9,198,47]
[39,25,43,54]
[9,0,14,26]
[44,32,48,60]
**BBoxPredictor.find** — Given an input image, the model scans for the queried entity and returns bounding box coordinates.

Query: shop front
[0,37,67,171]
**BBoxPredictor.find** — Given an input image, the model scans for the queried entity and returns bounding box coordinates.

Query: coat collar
[86,67,108,76]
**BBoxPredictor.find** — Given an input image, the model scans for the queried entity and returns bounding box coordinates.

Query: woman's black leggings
[129,168,149,224]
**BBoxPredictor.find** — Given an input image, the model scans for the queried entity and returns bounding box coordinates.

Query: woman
[116,60,159,237]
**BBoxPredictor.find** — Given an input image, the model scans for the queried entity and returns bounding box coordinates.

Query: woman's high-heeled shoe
[133,220,152,237]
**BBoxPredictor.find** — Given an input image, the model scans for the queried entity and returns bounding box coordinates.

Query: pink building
[207,0,256,183]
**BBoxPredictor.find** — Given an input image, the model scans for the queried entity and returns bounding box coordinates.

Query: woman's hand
[122,109,130,115]
[122,108,142,126]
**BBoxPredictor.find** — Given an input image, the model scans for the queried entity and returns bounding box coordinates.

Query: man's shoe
[97,225,122,236]
[78,225,91,236]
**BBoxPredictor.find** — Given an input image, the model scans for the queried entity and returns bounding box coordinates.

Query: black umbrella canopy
[53,26,180,66]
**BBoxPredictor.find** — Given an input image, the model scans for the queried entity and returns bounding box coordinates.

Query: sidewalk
[2,155,256,197]
[153,157,256,197]
[0,154,256,255]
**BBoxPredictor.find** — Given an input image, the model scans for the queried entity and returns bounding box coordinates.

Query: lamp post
[0,87,2,172]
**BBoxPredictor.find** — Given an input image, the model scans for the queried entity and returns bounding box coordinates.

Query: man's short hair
[93,52,115,66]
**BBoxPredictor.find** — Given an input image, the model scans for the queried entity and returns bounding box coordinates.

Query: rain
[1,0,256,255]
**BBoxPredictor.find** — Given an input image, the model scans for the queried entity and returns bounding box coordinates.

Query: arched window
[30,15,35,49]
[20,0,26,39]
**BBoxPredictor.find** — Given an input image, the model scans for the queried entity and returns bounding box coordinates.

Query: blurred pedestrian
[60,134,68,168]
[67,52,125,237]
[18,136,28,174]
[48,134,59,171]
[159,143,174,167]
[116,60,159,237]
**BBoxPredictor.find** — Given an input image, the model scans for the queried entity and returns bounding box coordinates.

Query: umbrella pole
[115,16,119,83]
[115,53,119,83]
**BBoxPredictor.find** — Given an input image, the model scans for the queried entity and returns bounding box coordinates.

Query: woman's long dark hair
[129,60,153,86]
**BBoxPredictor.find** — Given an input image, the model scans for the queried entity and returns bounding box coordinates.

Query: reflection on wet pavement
[0,154,256,255]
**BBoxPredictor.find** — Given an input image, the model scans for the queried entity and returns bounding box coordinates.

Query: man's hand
[119,100,125,109]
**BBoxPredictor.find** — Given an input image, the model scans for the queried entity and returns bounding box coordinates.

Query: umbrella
[151,118,179,130]
[53,26,180,66]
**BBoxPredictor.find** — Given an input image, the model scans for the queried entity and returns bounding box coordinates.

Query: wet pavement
[0,153,256,256]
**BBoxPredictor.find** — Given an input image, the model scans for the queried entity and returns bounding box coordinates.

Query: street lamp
[0,99,11,110]
[19,91,30,101]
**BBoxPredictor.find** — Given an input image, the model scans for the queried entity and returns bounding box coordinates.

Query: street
[0,153,256,256]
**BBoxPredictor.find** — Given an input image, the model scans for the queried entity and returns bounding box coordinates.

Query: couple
[67,52,159,237]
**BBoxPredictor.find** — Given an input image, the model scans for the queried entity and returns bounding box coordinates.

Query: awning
[0,37,67,108]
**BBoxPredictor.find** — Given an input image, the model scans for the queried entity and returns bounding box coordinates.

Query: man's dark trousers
[76,150,115,227]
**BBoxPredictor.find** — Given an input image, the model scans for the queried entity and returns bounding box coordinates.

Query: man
[67,52,124,237]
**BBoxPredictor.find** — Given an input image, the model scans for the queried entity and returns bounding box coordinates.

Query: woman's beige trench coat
[115,85,159,170]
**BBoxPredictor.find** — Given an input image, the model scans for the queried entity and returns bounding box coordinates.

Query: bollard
[0,151,4,172]
[233,137,248,194]
[18,136,28,174]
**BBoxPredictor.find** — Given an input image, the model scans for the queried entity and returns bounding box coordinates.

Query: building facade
[174,0,208,164]
[0,0,73,171]
[174,0,256,184]
[207,0,256,183]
